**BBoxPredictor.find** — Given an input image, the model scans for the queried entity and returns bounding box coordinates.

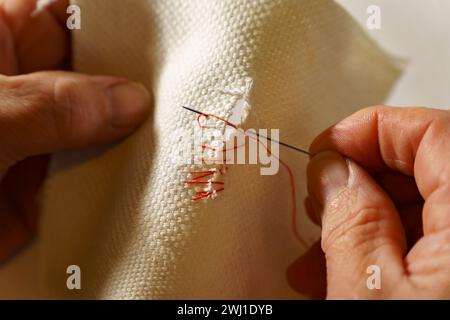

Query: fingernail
[307,151,349,209]
[107,82,150,128]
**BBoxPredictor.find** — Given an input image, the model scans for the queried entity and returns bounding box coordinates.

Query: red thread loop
[185,109,307,246]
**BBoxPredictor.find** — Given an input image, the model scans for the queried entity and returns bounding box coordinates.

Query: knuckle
[358,105,390,119]
[429,115,450,135]
[51,76,103,146]
[1,76,58,122]
[0,74,109,156]
[363,104,389,113]
[0,77,53,159]
[1,76,51,111]
[52,77,80,135]
[322,203,387,255]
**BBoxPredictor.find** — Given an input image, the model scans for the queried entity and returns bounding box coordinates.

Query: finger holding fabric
[289,106,450,299]
[0,0,150,262]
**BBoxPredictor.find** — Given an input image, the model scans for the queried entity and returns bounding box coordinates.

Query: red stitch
[189,170,216,180]
[186,110,306,246]
[191,188,225,201]
[186,181,224,185]
[188,167,226,200]
[197,114,238,130]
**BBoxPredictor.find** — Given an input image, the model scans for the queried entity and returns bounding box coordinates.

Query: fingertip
[106,81,151,130]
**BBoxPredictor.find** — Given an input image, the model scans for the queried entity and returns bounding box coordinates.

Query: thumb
[307,151,407,298]
[0,71,150,171]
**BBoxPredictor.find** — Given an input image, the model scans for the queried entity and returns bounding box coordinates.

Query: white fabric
[35,0,399,299]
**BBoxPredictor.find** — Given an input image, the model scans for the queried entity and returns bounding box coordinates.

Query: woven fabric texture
[39,0,399,299]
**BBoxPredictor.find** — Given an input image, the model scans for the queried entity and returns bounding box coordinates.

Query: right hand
[288,106,450,299]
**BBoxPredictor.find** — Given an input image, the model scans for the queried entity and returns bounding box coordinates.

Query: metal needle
[182,106,312,156]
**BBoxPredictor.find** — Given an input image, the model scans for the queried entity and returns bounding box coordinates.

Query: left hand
[0,0,150,263]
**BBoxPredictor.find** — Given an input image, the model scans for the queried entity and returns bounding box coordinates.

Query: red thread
[186,181,224,185]
[191,188,225,201]
[186,110,306,246]
[187,167,227,201]
[197,114,237,130]
[246,133,306,246]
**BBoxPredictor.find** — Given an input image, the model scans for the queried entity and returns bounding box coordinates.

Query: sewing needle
[182,106,312,156]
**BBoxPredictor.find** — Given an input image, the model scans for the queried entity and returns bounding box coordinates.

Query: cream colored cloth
[39,0,399,299]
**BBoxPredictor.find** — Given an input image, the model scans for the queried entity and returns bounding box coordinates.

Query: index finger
[310,105,450,235]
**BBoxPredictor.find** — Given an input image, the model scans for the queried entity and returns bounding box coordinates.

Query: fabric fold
[40,0,400,299]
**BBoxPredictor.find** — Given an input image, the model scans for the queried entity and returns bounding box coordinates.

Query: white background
[0,0,449,298]
[338,0,450,108]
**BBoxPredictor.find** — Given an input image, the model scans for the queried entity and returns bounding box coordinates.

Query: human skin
[288,106,450,299]
[0,0,150,262]
[2,2,448,300]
